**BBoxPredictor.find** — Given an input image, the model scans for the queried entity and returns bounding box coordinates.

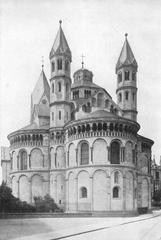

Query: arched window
[80,142,89,165]
[58,82,61,92]
[80,187,87,198]
[125,71,130,80]
[110,141,120,164]
[118,72,122,83]
[65,60,69,71]
[114,171,119,183]
[125,91,129,100]
[132,92,135,101]
[52,62,55,72]
[59,111,61,120]
[119,93,122,102]
[113,186,119,198]
[52,83,54,93]
[132,72,136,81]
[57,59,62,70]
[20,151,27,170]
[105,99,109,108]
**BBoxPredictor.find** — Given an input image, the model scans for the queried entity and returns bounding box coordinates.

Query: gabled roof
[116,34,138,72]
[31,70,50,107]
[49,21,71,60]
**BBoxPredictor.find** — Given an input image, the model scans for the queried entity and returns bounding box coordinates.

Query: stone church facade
[1,21,154,213]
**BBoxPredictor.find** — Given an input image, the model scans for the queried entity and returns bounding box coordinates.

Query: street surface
[0,210,161,240]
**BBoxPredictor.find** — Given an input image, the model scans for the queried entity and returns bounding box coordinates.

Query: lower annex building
[1,21,154,213]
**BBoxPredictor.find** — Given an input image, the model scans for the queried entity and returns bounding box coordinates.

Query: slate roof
[31,70,50,107]
[116,35,138,72]
[49,22,71,60]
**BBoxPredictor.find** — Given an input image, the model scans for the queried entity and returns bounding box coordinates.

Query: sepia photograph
[0,0,161,239]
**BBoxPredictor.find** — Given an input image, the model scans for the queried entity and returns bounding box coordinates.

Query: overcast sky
[0,0,161,182]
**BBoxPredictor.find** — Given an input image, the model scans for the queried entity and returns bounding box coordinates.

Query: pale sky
[0,0,161,182]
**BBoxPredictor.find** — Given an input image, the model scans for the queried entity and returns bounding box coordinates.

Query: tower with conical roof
[49,20,72,129]
[116,34,138,122]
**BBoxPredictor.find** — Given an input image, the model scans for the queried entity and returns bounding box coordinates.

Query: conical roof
[116,34,138,72]
[31,70,50,107]
[49,21,71,61]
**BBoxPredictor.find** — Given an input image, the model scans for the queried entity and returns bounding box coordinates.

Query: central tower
[49,21,72,129]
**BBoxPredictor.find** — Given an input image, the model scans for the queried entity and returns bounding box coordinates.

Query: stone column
[107,146,110,163]
[121,147,125,162]
[67,151,69,167]
[65,178,69,211]
[123,175,126,211]
[90,176,93,211]
[107,175,111,211]
[75,148,78,166]
[29,179,32,203]
[17,155,19,170]
[75,177,78,211]
[42,154,45,167]
[49,152,51,169]
[28,154,31,169]
[54,153,57,168]
[90,147,93,164]
[54,179,57,203]
[17,180,20,199]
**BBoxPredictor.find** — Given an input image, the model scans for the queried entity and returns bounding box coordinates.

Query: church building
[1,21,154,213]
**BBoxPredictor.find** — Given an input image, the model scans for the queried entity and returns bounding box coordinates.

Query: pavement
[0,210,161,240]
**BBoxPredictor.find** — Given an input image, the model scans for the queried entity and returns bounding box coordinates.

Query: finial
[41,56,44,70]
[125,33,128,39]
[59,20,62,26]
[81,53,85,69]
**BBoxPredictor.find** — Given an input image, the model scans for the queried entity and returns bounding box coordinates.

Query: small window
[52,62,55,72]
[52,83,54,93]
[125,71,130,80]
[65,60,69,71]
[59,111,61,120]
[58,82,61,92]
[118,72,122,83]
[132,72,136,81]
[113,186,119,198]
[156,172,159,180]
[119,93,122,102]
[125,91,129,100]
[57,59,62,70]
[114,171,119,183]
[80,187,87,198]
[52,112,54,121]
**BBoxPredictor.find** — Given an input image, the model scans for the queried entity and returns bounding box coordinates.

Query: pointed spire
[49,20,71,61]
[31,70,50,107]
[116,33,138,72]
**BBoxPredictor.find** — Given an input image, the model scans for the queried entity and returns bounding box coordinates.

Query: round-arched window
[80,187,87,198]
[20,151,27,170]
[113,186,119,198]
[80,142,89,165]
[110,141,120,164]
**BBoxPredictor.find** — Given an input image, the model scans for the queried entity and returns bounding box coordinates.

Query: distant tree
[0,181,35,213]
[153,189,161,202]
[34,194,61,212]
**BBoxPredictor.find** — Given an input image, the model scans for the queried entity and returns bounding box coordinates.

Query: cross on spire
[81,54,85,69]
[41,56,44,70]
